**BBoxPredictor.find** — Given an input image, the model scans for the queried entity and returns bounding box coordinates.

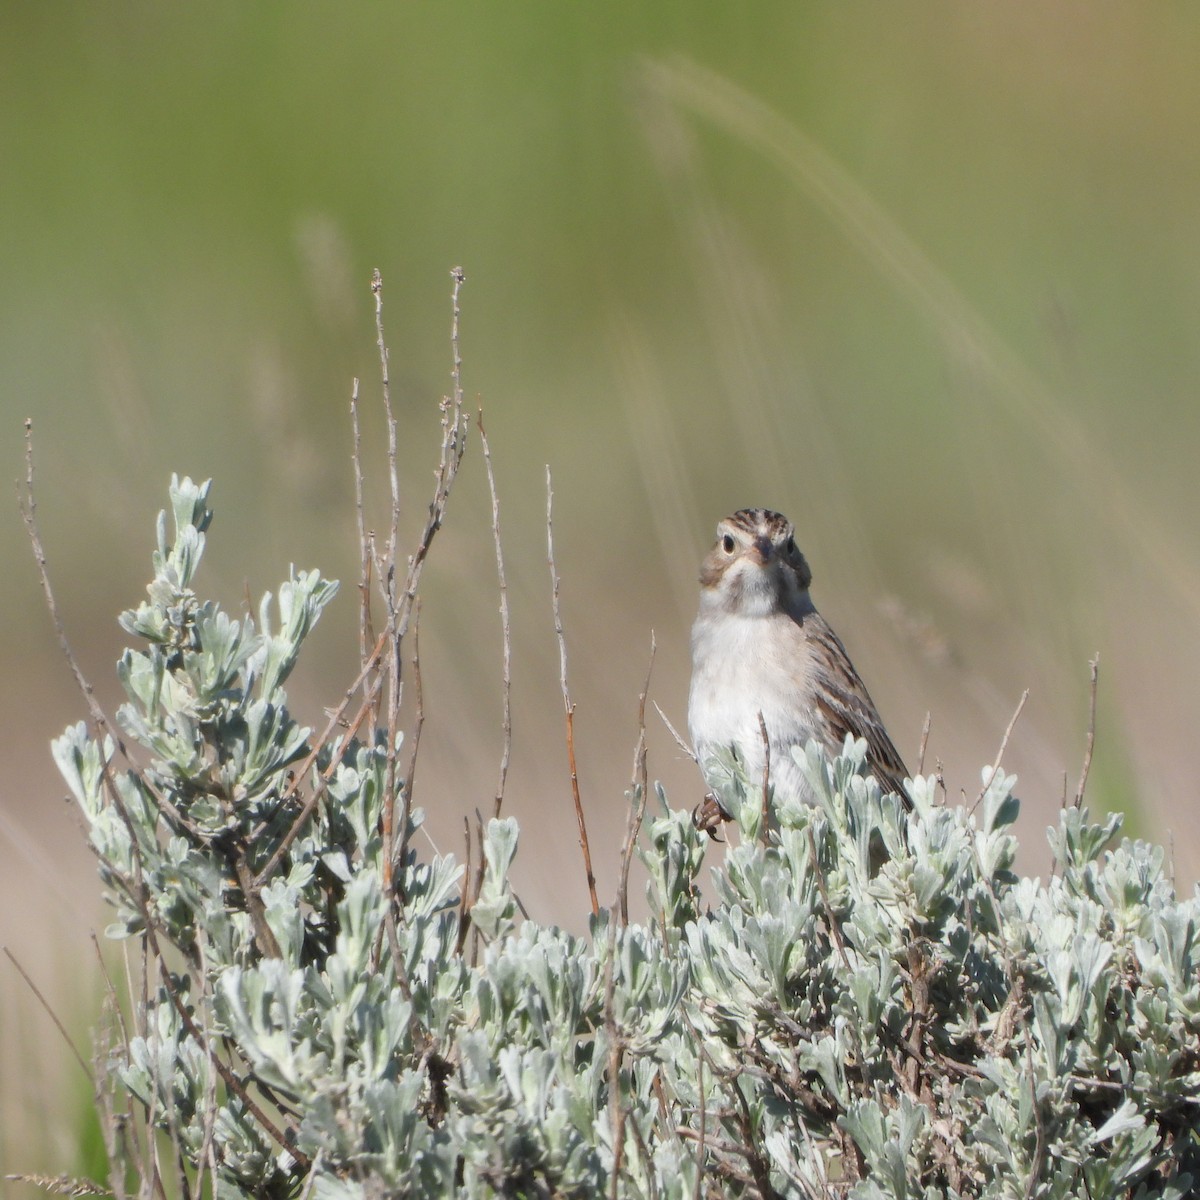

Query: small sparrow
[688,508,908,815]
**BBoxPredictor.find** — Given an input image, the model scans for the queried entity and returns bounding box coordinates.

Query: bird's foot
[692,793,732,842]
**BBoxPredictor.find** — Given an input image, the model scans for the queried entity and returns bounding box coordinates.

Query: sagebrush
[48,472,1200,1200]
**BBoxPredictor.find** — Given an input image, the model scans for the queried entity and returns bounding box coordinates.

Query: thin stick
[190,935,219,1200]
[449,266,467,427]
[756,710,771,846]
[371,269,401,575]
[603,910,625,1199]
[917,711,932,776]
[18,421,205,843]
[618,634,656,925]
[350,378,375,693]
[973,689,1029,813]
[18,420,104,737]
[478,410,512,820]
[152,950,307,1169]
[654,701,697,763]
[253,631,389,885]
[394,598,425,892]
[468,808,487,964]
[90,934,130,1053]
[101,759,308,1174]
[379,634,403,899]
[546,466,599,916]
[3,946,93,1082]
[1073,655,1099,808]
[692,1047,706,1200]
[455,816,473,955]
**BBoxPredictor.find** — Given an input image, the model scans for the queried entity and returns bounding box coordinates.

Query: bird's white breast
[688,609,820,804]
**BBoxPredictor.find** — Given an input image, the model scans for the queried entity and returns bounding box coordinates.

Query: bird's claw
[692,793,732,842]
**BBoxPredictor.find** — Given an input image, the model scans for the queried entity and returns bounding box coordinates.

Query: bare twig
[253,631,389,886]
[917,711,932,776]
[603,911,625,1199]
[392,598,424,893]
[19,420,107,740]
[468,808,488,964]
[478,410,512,820]
[89,737,308,1177]
[1073,655,1099,808]
[380,579,403,903]
[190,936,219,1200]
[455,816,473,956]
[973,689,1029,813]
[90,934,130,1053]
[3,946,93,1082]
[19,421,205,844]
[151,950,307,1170]
[387,267,471,879]
[1022,1040,1047,1200]
[349,378,376,703]
[756,710,772,845]
[383,268,470,650]
[371,269,401,575]
[232,852,281,960]
[618,634,656,925]
[654,701,697,763]
[692,1044,706,1200]
[546,466,599,916]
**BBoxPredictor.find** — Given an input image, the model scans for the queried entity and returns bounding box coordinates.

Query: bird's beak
[751,536,773,565]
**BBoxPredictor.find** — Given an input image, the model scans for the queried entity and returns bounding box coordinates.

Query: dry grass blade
[3,946,92,1082]
[395,597,425,894]
[973,689,1029,813]
[390,267,470,887]
[603,899,625,1199]
[641,55,1200,624]
[4,1175,110,1197]
[546,465,599,916]
[371,269,401,574]
[19,420,205,844]
[478,409,512,820]
[1073,655,1099,808]
[756,709,770,847]
[349,377,377,702]
[253,630,389,887]
[618,634,656,925]
[654,700,697,763]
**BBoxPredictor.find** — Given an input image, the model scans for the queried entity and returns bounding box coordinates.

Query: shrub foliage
[49,473,1200,1200]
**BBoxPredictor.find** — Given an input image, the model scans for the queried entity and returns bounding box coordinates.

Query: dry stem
[3,946,93,1082]
[478,410,512,820]
[1073,655,1099,808]
[654,701,697,762]
[973,689,1029,813]
[546,466,599,916]
[618,634,656,925]
[756,710,771,847]
[917,711,932,776]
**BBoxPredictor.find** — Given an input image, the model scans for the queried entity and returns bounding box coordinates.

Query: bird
[687,508,909,819]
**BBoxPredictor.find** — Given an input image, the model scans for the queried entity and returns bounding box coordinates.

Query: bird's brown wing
[803,611,911,806]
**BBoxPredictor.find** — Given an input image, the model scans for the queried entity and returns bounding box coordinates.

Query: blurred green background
[5,3,1200,1185]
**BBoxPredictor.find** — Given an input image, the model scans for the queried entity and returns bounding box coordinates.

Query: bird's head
[699,508,813,617]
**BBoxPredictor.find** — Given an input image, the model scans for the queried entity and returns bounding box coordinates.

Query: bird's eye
[785,536,795,555]
[721,534,736,554]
